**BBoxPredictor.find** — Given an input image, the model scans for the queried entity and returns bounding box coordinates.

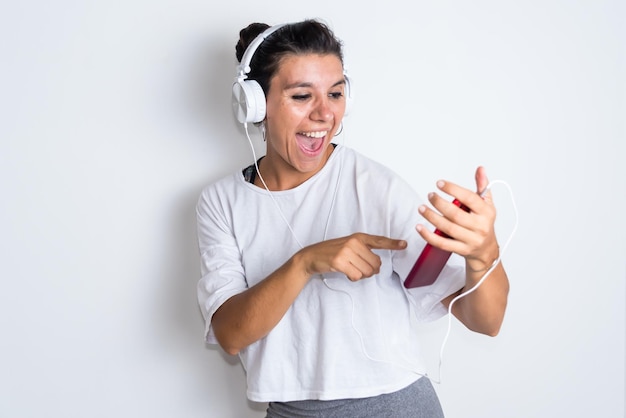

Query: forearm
[211,252,311,355]
[444,262,510,336]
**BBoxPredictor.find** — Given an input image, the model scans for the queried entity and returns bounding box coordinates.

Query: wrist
[290,250,316,281]
[466,246,500,274]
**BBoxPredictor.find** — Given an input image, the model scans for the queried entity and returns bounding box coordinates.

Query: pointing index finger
[364,234,407,250]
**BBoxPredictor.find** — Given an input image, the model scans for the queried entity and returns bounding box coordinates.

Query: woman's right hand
[297,233,407,281]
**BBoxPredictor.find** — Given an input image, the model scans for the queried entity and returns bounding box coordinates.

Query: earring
[334,122,343,137]
[259,122,266,141]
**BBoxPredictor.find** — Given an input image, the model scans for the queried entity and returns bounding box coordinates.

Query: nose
[310,97,333,122]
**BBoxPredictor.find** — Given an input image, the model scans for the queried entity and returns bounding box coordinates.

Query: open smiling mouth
[296,130,328,155]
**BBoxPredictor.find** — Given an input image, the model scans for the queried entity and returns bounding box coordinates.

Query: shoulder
[340,146,397,173]
[196,171,244,215]
[340,146,414,191]
[199,170,240,195]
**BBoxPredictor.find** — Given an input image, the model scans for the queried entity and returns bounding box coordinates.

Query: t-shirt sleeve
[196,185,247,344]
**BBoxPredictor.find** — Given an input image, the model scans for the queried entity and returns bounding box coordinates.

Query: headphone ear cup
[232,80,267,123]
[343,73,353,116]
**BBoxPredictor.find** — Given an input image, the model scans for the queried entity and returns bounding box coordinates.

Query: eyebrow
[284,79,346,90]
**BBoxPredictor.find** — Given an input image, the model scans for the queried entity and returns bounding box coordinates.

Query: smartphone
[403,199,470,289]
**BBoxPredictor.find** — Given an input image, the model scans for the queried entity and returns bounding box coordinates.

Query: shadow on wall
[154,30,268,415]
[185,31,254,170]
[168,33,242,346]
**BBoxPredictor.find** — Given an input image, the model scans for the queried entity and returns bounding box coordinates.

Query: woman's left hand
[416,166,499,272]
[417,166,509,336]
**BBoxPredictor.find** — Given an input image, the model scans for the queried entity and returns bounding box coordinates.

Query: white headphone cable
[434,179,519,382]
[243,122,305,249]
[244,123,396,374]
[243,122,518,384]
[319,179,519,385]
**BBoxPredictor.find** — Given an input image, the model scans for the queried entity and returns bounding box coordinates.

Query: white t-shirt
[196,146,465,402]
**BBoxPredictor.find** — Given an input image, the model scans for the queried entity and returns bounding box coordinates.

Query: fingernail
[437,180,445,188]
[418,205,426,214]
[416,224,424,232]
[427,192,434,200]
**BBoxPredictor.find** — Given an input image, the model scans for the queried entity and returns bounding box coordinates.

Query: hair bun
[236,23,270,63]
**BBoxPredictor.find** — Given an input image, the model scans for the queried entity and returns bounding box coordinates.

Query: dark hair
[235,19,344,95]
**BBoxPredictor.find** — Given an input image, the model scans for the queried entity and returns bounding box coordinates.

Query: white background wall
[1,1,623,417]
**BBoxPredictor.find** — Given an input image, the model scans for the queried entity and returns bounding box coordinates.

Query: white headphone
[231,23,353,124]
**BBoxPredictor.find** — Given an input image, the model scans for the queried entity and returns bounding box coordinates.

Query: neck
[256,144,335,191]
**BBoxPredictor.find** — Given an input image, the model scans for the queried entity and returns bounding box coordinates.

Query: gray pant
[265,377,445,418]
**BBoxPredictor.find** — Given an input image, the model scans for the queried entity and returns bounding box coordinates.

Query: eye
[329,92,344,100]
[292,94,311,101]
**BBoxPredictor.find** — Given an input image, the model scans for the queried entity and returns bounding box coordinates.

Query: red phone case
[404,199,470,288]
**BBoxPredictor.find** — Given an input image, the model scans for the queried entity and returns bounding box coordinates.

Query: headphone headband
[236,23,289,81]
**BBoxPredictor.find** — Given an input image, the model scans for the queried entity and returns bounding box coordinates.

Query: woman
[197,19,509,417]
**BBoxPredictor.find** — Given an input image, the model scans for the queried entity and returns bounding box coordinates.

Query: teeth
[299,131,327,138]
